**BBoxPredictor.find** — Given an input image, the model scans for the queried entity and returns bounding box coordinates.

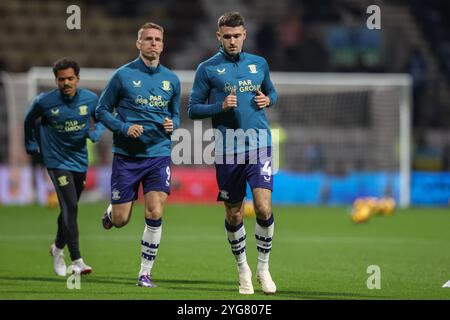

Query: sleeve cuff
[213,102,224,114]
[121,123,130,136]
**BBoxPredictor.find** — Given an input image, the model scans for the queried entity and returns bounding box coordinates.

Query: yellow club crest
[248,64,257,74]
[57,176,69,187]
[79,105,88,115]
[162,80,171,91]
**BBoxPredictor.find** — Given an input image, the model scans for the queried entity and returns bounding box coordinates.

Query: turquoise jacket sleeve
[262,59,278,108]
[23,95,42,154]
[170,79,181,130]
[188,64,223,119]
[95,72,130,136]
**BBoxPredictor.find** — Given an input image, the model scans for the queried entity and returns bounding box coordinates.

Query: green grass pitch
[0,203,449,300]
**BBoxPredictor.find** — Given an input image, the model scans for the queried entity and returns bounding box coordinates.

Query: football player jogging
[96,22,180,288]
[24,58,105,276]
[188,12,278,294]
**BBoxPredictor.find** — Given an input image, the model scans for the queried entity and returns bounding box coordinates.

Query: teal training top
[24,88,105,172]
[188,49,278,154]
[96,57,181,158]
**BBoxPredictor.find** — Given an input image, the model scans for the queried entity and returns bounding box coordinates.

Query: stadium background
[0,0,449,207]
[0,0,449,301]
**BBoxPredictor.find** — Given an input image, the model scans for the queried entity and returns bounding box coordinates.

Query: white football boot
[49,244,67,277]
[238,264,254,294]
[71,258,92,275]
[256,270,277,295]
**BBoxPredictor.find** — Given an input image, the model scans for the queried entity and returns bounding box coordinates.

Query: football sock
[139,218,162,276]
[53,245,64,256]
[106,204,112,221]
[255,214,274,273]
[225,220,248,273]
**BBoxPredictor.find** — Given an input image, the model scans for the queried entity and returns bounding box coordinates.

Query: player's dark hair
[52,58,80,78]
[217,12,245,29]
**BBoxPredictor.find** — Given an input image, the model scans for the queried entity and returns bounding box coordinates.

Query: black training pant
[47,169,86,261]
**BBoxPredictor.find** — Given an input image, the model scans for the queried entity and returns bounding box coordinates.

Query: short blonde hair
[138,22,164,39]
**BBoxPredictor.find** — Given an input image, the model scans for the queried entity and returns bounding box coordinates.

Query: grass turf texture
[0,203,449,300]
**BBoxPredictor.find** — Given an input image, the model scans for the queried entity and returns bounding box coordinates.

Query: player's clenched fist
[222,87,237,111]
[254,89,270,109]
[163,117,174,134]
[127,124,144,138]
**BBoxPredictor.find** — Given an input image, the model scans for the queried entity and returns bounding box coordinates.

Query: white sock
[255,215,274,274]
[139,218,162,276]
[54,246,64,256]
[106,204,112,220]
[225,220,248,273]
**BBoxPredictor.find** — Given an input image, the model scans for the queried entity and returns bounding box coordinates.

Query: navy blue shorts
[110,154,171,204]
[215,147,273,203]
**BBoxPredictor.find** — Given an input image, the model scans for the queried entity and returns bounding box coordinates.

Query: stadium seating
[0,0,206,71]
